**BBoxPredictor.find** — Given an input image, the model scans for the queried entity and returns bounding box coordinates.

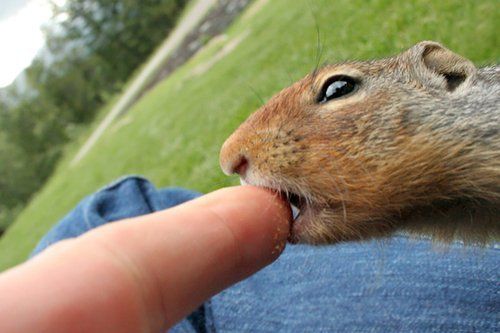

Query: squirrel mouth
[280,191,314,243]
[240,177,315,243]
[287,192,304,220]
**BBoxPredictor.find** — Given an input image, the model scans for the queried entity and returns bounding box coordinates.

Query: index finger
[85,185,292,328]
[0,186,291,333]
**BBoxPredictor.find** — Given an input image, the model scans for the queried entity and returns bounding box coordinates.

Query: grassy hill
[0,0,498,271]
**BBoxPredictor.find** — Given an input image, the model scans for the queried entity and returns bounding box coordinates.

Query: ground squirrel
[220,41,499,245]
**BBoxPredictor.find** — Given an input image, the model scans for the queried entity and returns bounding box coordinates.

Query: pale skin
[0,186,291,333]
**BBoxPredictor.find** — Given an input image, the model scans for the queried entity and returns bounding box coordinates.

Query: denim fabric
[31,176,499,332]
[210,240,499,333]
[31,176,202,256]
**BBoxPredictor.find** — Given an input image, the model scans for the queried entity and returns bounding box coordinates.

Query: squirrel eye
[317,75,357,103]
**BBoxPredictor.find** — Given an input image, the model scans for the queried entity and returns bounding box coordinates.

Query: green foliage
[0,87,67,210]
[0,0,498,270]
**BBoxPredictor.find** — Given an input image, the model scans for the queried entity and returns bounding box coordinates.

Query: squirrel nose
[222,154,249,176]
[220,132,251,176]
[232,155,249,176]
[219,129,251,178]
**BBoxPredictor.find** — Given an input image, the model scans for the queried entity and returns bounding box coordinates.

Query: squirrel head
[220,41,497,244]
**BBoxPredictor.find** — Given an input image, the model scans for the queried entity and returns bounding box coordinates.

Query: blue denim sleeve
[29,176,500,333]
[209,239,499,332]
[31,176,202,256]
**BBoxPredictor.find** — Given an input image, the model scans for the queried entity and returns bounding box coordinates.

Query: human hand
[0,186,291,333]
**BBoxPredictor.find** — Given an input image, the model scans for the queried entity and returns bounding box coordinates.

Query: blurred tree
[0,0,187,233]
[48,0,187,85]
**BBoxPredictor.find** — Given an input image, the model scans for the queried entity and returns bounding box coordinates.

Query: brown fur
[220,41,500,245]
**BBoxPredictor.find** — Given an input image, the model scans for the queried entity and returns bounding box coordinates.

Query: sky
[0,0,54,88]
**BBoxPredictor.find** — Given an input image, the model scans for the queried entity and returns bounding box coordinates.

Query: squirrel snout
[231,155,249,176]
[222,153,249,176]
[219,136,249,177]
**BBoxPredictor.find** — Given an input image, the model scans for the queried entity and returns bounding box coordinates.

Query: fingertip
[204,185,292,220]
[199,185,292,266]
[93,185,293,329]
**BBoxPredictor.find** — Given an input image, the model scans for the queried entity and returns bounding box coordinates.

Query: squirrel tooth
[291,204,301,220]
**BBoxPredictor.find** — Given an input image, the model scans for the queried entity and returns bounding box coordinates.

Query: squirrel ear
[409,41,477,91]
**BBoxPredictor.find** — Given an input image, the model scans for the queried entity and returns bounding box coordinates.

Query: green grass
[0,0,498,271]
